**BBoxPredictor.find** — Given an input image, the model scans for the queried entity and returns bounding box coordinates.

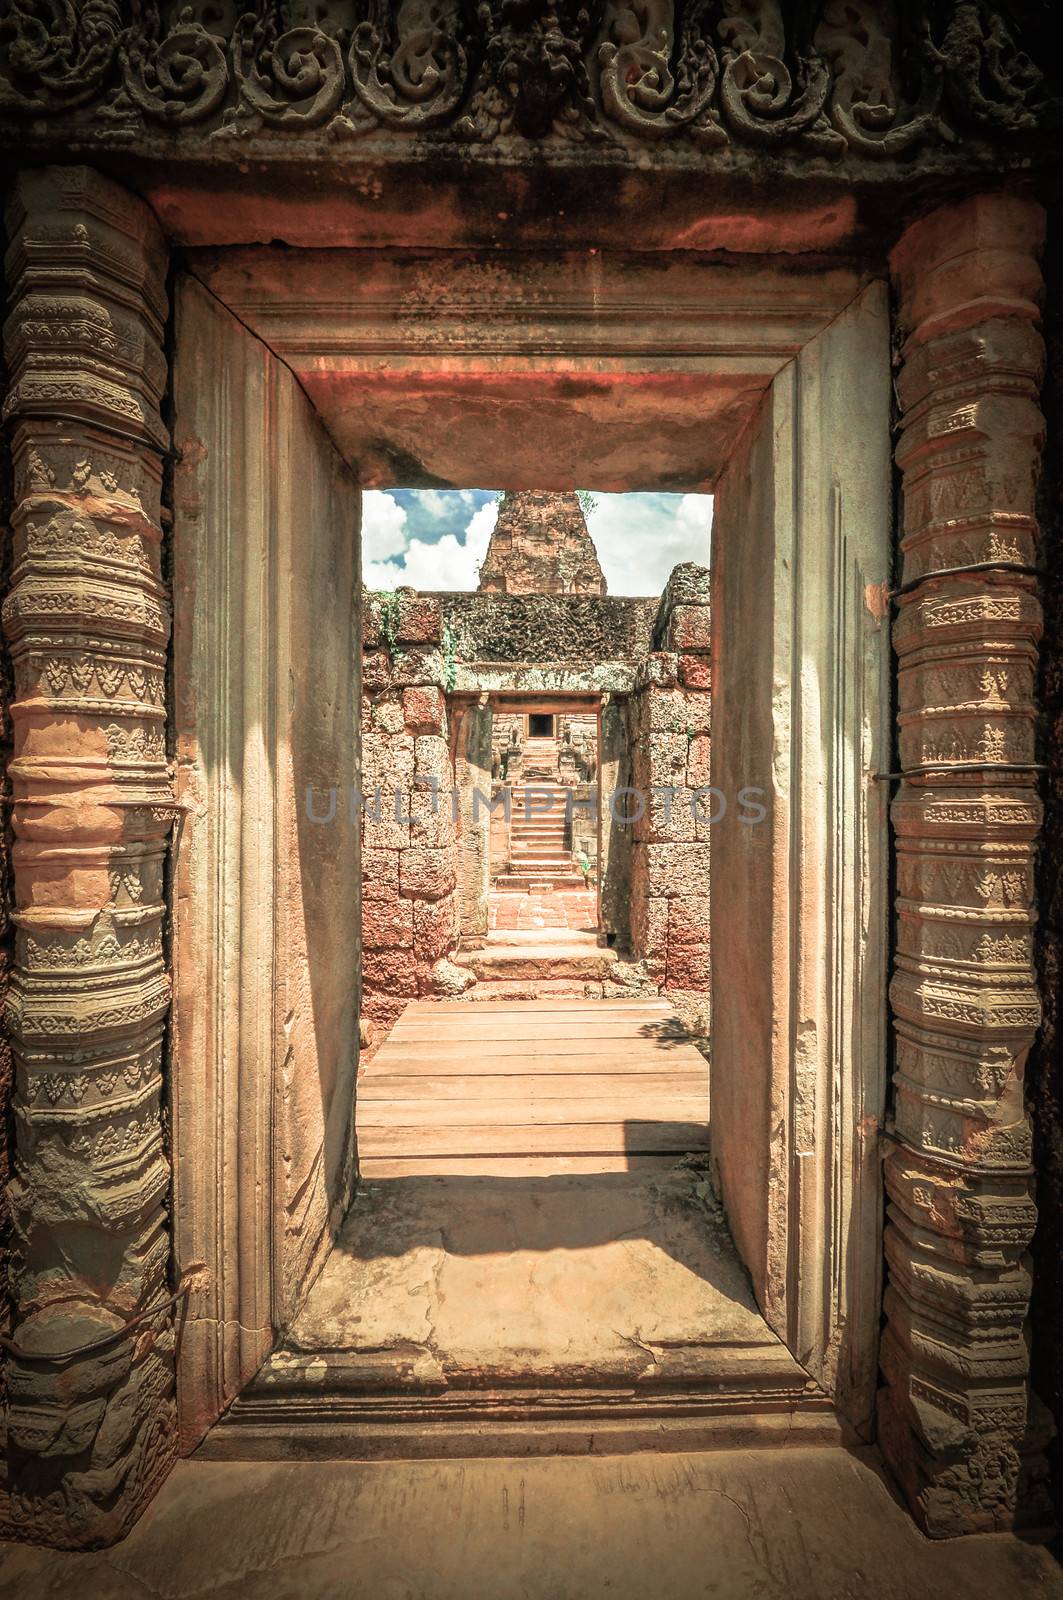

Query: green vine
[374,592,404,663]
[440,621,459,693]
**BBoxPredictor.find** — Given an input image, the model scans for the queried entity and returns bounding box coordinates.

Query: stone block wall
[361,592,462,1029]
[627,566,712,1019]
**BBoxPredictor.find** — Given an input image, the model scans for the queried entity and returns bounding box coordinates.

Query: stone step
[506,856,577,868]
[486,927,602,946]
[455,944,618,981]
[495,876,590,891]
[500,871,585,884]
[463,978,604,1001]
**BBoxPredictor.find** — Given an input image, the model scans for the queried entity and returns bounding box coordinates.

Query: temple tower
[478,491,606,595]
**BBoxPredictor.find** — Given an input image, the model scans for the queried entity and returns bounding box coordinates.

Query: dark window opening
[529,713,554,737]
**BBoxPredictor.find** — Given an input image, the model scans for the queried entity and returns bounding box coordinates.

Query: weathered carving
[0,1,1056,158]
[597,1,722,144]
[118,1,228,126]
[716,0,839,153]
[231,4,346,130]
[459,0,604,143]
[0,168,175,1548]
[815,1,944,157]
[0,0,120,112]
[881,192,1050,1537]
[351,0,469,129]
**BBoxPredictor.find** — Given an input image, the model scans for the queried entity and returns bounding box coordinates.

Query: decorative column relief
[0,168,175,1546]
[882,192,1051,1535]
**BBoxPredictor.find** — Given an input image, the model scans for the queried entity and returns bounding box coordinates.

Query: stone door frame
[174,249,895,1440]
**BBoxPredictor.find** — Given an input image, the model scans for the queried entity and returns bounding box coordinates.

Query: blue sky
[362,490,713,595]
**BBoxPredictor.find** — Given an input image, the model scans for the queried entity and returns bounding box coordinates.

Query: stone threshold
[199,1382,844,1462]
[197,1159,845,1462]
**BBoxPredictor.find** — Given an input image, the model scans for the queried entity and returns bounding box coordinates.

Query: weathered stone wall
[627,566,711,1023]
[439,592,655,668]
[361,592,464,1031]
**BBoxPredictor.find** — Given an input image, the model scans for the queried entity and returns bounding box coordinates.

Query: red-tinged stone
[666,942,711,992]
[362,896,414,950]
[362,650,392,693]
[371,697,405,736]
[890,193,1045,343]
[687,734,711,790]
[679,652,711,691]
[410,787,457,847]
[414,733,450,783]
[666,604,712,652]
[645,687,710,737]
[403,686,446,735]
[669,896,711,947]
[394,593,442,645]
[644,842,710,899]
[362,849,399,901]
[414,894,457,971]
[637,786,696,846]
[360,991,408,1031]
[400,847,457,901]
[362,949,418,997]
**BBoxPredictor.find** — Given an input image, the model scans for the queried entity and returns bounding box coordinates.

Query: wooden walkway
[356,998,709,1177]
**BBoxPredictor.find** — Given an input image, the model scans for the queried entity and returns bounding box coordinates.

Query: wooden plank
[387,1025,695,1046]
[357,1122,709,1155]
[357,1154,688,1178]
[408,1000,674,1015]
[366,1040,707,1068]
[358,1072,705,1100]
[391,1002,673,1020]
[357,1096,708,1128]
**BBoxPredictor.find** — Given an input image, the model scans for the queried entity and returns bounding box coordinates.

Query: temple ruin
[2,6,1063,1591]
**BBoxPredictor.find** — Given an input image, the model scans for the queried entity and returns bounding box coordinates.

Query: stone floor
[5,1449,1062,1599]
[488,886,598,932]
[263,1159,784,1391]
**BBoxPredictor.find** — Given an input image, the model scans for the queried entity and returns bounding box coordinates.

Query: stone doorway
[166,246,891,1465]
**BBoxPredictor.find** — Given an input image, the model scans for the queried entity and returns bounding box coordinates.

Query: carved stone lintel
[0,167,174,1549]
[882,191,1051,1537]
[0,1,1056,158]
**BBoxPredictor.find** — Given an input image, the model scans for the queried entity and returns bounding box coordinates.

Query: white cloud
[364,496,497,591]
[361,491,408,562]
[586,493,712,595]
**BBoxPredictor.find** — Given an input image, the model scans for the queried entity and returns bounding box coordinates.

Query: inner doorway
[489,695,601,942]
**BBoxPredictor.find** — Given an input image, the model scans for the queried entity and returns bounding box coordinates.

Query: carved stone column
[881,192,1050,1535]
[0,168,175,1546]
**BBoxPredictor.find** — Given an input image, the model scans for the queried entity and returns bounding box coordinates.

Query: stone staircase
[455,927,617,1001]
[494,782,587,891]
